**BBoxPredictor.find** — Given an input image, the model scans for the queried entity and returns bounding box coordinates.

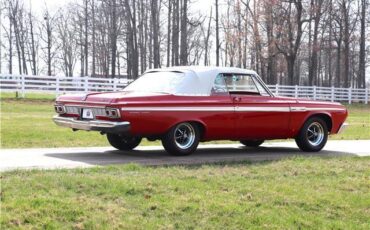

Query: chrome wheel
[306,122,325,146]
[174,123,196,150]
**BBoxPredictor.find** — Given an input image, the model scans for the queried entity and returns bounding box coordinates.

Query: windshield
[123,71,187,94]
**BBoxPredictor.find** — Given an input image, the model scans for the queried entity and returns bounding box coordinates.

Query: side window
[211,74,228,95]
[224,74,259,94]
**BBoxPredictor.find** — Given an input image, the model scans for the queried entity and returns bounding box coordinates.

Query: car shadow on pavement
[44,145,358,167]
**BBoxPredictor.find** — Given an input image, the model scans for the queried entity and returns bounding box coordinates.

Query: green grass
[1,95,369,148]
[1,157,369,229]
[0,92,57,100]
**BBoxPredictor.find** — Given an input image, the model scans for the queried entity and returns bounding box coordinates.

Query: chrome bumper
[337,122,349,134]
[53,115,130,134]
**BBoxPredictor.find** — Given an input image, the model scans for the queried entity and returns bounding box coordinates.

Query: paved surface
[1,140,369,171]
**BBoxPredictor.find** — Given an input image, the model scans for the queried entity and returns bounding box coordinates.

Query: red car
[53,67,348,155]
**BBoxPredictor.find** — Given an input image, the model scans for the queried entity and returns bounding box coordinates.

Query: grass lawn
[1,157,369,229]
[1,93,369,148]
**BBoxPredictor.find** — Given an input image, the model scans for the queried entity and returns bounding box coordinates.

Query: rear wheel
[295,117,328,152]
[162,122,200,156]
[240,140,264,147]
[107,134,142,151]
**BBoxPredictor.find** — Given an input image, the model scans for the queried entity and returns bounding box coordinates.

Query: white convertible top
[144,66,258,96]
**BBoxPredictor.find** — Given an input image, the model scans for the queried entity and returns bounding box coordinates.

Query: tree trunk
[29,11,37,75]
[215,0,219,66]
[84,0,88,76]
[171,0,179,66]
[328,0,333,86]
[358,0,366,88]
[180,0,188,65]
[152,0,160,68]
[342,3,350,87]
[92,0,96,77]
[47,17,52,76]
[286,55,295,85]
[166,0,172,67]
[111,0,117,78]
[308,0,322,86]
[204,7,212,66]
[9,12,13,74]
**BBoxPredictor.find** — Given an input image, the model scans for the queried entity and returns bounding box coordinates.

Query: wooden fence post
[295,85,298,98]
[56,76,60,96]
[84,77,89,92]
[365,88,369,104]
[21,75,25,98]
[331,86,334,102]
[348,87,352,104]
[113,78,117,91]
[275,84,279,95]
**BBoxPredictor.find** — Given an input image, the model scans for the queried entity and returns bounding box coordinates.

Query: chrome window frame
[218,73,274,97]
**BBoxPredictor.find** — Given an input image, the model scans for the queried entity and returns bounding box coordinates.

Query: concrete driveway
[1,140,369,171]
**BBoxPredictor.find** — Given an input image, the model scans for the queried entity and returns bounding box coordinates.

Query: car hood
[56,91,170,104]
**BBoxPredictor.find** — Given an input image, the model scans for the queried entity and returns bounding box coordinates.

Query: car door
[223,73,290,139]
[201,74,237,140]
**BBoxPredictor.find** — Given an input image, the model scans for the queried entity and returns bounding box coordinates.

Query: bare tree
[215,0,220,66]
[171,0,179,66]
[180,0,188,65]
[308,0,324,86]
[275,0,308,85]
[358,0,366,88]
[151,0,160,68]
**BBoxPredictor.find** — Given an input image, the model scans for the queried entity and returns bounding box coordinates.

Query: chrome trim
[290,107,346,112]
[306,108,347,111]
[337,122,349,134]
[121,106,235,112]
[59,100,111,104]
[290,107,307,112]
[53,115,130,133]
[236,106,290,112]
[253,74,275,97]
[121,106,290,112]
[64,104,107,108]
[64,106,108,117]
[121,106,345,112]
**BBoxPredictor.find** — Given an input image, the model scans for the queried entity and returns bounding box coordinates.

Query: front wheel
[295,117,328,152]
[107,134,142,151]
[162,122,200,156]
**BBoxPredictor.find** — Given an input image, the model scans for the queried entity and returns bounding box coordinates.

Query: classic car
[53,66,348,155]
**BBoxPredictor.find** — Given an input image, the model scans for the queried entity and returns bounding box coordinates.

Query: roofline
[144,66,258,75]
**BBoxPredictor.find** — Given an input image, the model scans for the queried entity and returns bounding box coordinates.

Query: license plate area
[81,108,94,120]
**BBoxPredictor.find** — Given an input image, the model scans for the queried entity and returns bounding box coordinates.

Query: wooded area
[0,0,369,87]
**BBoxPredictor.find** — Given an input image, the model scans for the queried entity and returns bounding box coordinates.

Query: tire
[240,140,264,147]
[161,122,200,156]
[295,117,328,152]
[107,134,142,151]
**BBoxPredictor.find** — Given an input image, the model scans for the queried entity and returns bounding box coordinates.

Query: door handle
[233,97,241,102]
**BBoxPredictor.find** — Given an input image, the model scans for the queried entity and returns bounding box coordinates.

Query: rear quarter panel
[289,101,348,136]
[117,95,236,140]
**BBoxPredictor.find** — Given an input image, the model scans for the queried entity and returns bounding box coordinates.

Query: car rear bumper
[337,122,349,134]
[53,115,130,134]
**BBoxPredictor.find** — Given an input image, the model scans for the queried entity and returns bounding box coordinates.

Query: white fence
[0,74,369,104]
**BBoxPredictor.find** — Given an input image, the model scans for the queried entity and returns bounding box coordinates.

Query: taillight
[105,107,120,118]
[54,104,65,114]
